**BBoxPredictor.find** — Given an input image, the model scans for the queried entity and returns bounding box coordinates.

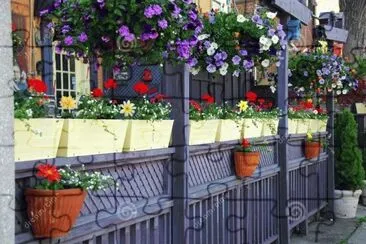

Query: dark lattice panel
[252,142,278,168]
[307,160,328,214]
[288,138,304,161]
[289,167,307,227]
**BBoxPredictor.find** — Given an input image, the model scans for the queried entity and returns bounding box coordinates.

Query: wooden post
[326,91,335,213]
[278,14,290,244]
[40,20,54,95]
[163,63,190,244]
[0,0,15,242]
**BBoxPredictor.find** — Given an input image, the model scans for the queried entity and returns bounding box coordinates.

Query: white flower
[270,85,276,93]
[211,42,218,50]
[207,47,215,56]
[342,89,348,94]
[190,67,201,75]
[336,90,341,95]
[332,83,337,88]
[299,87,305,92]
[261,59,270,68]
[237,14,248,23]
[221,62,229,70]
[259,36,268,45]
[219,67,228,76]
[120,100,136,117]
[257,24,264,29]
[337,80,342,86]
[26,109,33,117]
[271,35,279,44]
[313,110,318,115]
[198,34,210,40]
[319,79,325,84]
[266,11,277,19]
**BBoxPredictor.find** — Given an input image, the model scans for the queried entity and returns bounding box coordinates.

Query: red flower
[142,69,153,82]
[241,139,250,148]
[301,99,313,109]
[12,23,16,32]
[201,93,214,104]
[27,79,47,93]
[104,78,117,89]
[257,98,265,105]
[245,91,257,103]
[151,93,166,103]
[92,88,103,97]
[190,100,202,112]
[267,101,273,109]
[36,164,60,182]
[133,81,149,95]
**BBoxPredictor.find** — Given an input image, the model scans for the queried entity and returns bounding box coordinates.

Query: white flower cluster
[76,96,121,119]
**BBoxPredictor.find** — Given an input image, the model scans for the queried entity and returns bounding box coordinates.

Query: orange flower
[36,164,60,182]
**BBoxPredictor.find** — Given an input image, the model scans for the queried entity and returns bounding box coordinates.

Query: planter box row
[14,118,326,161]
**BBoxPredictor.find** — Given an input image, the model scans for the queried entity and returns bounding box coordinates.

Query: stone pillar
[0,0,15,242]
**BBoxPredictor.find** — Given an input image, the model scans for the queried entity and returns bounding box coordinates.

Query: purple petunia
[268,29,276,37]
[64,36,73,46]
[158,19,168,29]
[183,0,193,4]
[214,52,223,62]
[54,0,62,8]
[221,51,228,60]
[188,10,197,21]
[102,36,110,42]
[232,55,241,65]
[144,4,162,18]
[39,9,49,16]
[119,25,130,37]
[277,24,283,31]
[61,25,71,34]
[46,22,54,29]
[206,64,217,73]
[243,59,254,70]
[124,33,135,42]
[203,41,211,49]
[187,57,198,67]
[172,4,181,18]
[176,40,191,60]
[78,32,88,42]
[55,44,62,54]
[141,31,159,41]
[240,50,248,56]
[251,14,262,24]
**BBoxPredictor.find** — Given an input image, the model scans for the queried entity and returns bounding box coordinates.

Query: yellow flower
[237,100,248,112]
[60,96,76,110]
[306,132,313,141]
[120,100,135,117]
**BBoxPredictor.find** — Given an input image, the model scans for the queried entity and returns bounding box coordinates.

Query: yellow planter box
[57,119,128,157]
[262,119,279,136]
[297,119,310,134]
[317,119,327,132]
[14,119,64,161]
[288,119,298,134]
[215,119,242,142]
[189,120,219,145]
[123,120,174,151]
[242,119,263,138]
[308,119,319,133]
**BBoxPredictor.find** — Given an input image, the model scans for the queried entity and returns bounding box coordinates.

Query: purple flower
[221,51,228,60]
[209,12,215,24]
[176,40,191,60]
[206,64,216,73]
[54,0,62,8]
[141,31,159,41]
[188,10,197,21]
[172,4,181,18]
[113,66,120,74]
[216,60,224,67]
[64,36,73,46]
[240,50,248,56]
[158,19,168,29]
[268,29,276,37]
[183,0,193,3]
[243,59,254,70]
[124,33,135,42]
[144,4,162,18]
[46,22,54,29]
[187,57,198,67]
[78,32,88,42]
[55,44,62,54]
[153,5,162,15]
[303,71,308,77]
[102,36,110,42]
[277,24,283,31]
[119,25,130,37]
[162,51,169,59]
[278,30,286,40]
[61,25,71,34]
[203,41,211,49]
[214,53,223,62]
[251,14,261,24]
[39,9,49,16]
[232,55,241,65]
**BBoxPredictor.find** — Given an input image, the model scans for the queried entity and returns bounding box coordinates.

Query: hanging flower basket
[234,139,261,178]
[304,133,321,159]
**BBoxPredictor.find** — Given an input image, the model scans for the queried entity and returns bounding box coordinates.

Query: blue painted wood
[40,20,54,95]
[272,0,312,24]
[326,92,335,213]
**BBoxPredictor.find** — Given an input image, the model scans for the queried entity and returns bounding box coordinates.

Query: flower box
[297,119,310,134]
[189,120,219,145]
[317,119,327,132]
[262,119,279,136]
[216,119,242,142]
[308,119,319,133]
[57,119,128,157]
[288,119,298,134]
[242,119,263,138]
[123,120,174,151]
[14,119,64,161]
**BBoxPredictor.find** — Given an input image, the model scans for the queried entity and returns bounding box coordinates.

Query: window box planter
[14,119,64,161]
[297,119,310,134]
[288,119,298,134]
[123,120,174,151]
[189,120,219,145]
[262,119,279,136]
[25,188,87,238]
[308,119,319,133]
[241,119,263,138]
[57,119,128,157]
[215,119,242,142]
[234,151,260,177]
[317,119,327,132]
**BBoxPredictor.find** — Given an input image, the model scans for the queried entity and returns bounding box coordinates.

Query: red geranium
[241,139,250,148]
[27,79,47,93]
[190,100,202,112]
[201,93,214,104]
[142,69,153,82]
[36,164,61,182]
[300,99,313,109]
[245,91,257,103]
[133,81,149,95]
[257,98,265,105]
[104,78,117,89]
[150,93,166,103]
[92,88,103,97]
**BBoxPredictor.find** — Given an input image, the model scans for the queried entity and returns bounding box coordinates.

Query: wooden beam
[272,0,312,24]
[324,25,349,43]
[326,92,335,214]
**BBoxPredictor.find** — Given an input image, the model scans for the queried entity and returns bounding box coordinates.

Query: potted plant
[189,95,220,145]
[57,80,128,157]
[14,78,64,161]
[334,109,365,218]
[215,102,242,142]
[234,138,261,178]
[25,163,114,238]
[304,132,321,159]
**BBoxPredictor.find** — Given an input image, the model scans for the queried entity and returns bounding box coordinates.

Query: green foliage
[14,91,47,119]
[129,97,172,120]
[335,109,365,190]
[75,96,122,119]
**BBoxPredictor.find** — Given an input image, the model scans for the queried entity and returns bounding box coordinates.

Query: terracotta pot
[234,151,260,177]
[25,188,87,238]
[304,141,321,159]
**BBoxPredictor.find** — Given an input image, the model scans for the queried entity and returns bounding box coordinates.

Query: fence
[14,65,334,244]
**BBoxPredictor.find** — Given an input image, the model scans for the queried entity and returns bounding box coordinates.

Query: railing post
[163,63,190,244]
[0,0,15,242]
[278,14,290,244]
[40,19,54,96]
[326,91,335,213]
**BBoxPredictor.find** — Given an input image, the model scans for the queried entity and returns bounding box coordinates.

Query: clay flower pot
[234,151,260,177]
[25,188,87,238]
[304,141,321,159]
